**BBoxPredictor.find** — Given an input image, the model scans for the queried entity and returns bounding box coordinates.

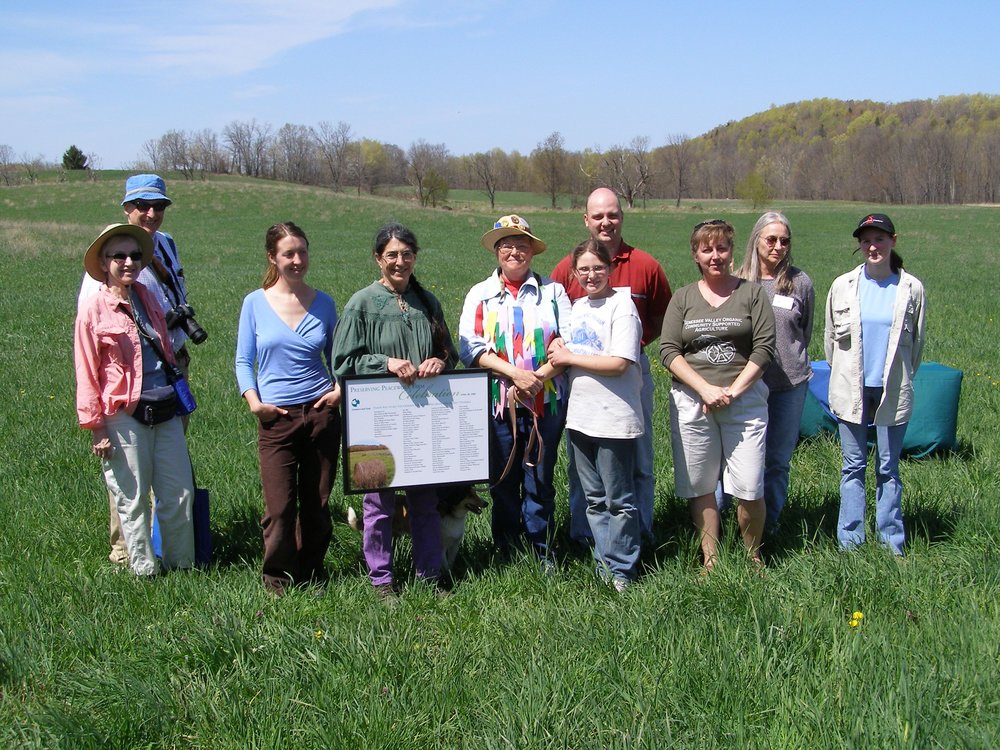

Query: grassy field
[1,173,999,748]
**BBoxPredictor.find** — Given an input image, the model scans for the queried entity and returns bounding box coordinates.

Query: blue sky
[3,0,998,168]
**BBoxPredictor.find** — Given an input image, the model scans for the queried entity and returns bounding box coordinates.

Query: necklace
[381,280,409,313]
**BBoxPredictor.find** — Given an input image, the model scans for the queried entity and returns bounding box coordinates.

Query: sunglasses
[694,219,732,231]
[762,235,792,248]
[106,251,144,263]
[132,200,168,213]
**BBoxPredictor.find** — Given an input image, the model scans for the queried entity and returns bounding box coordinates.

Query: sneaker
[612,579,630,593]
[374,583,397,602]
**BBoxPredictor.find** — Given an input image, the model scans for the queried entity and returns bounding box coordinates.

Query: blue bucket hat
[121,174,172,207]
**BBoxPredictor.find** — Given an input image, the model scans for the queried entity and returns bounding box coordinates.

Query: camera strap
[124,290,181,385]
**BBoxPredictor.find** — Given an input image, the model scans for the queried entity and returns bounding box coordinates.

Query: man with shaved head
[550,187,672,543]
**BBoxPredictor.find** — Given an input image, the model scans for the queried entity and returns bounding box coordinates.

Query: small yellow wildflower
[852,611,864,621]
[314,629,323,639]
[849,618,861,628]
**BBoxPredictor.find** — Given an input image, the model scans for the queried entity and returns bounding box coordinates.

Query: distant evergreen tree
[62,145,89,170]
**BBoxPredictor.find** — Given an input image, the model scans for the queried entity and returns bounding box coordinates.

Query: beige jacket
[824,265,926,426]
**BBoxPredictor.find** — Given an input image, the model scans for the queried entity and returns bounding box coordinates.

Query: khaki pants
[108,347,191,563]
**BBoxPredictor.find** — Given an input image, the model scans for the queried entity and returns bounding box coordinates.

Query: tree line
[4,95,1000,206]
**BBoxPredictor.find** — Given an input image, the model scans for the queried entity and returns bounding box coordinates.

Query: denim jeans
[569,352,654,542]
[489,400,566,557]
[569,430,641,582]
[837,387,908,555]
[762,382,809,530]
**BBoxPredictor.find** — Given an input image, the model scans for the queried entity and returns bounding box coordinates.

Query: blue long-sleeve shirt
[235,288,337,406]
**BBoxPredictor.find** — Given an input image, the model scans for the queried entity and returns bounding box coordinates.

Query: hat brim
[480,226,547,255]
[84,224,154,281]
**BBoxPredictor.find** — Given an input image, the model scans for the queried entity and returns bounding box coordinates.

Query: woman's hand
[417,356,446,378]
[388,357,418,385]
[546,345,574,368]
[313,383,342,410]
[509,368,543,398]
[91,428,113,460]
[252,402,289,421]
[547,337,566,356]
[697,383,732,414]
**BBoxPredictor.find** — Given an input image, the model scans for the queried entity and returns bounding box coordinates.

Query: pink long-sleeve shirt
[74,282,175,431]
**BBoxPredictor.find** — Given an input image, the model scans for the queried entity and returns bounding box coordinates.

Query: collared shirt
[824,265,926,425]
[74,282,175,430]
[459,269,571,416]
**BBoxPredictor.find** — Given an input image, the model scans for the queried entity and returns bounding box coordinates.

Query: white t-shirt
[564,290,644,439]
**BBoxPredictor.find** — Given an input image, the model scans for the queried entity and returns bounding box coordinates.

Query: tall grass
[1,174,997,748]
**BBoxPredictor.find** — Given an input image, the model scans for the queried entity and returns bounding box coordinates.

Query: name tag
[772,294,794,310]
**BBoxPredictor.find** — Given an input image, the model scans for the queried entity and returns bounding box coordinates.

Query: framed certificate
[340,369,493,494]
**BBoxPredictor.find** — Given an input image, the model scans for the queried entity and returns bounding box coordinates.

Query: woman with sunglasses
[333,223,459,598]
[825,213,925,556]
[660,220,776,572]
[735,212,814,533]
[74,223,195,577]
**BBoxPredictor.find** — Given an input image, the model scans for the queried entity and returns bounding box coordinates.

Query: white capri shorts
[669,379,768,501]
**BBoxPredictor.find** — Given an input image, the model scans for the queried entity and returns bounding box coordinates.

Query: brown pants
[257,402,341,591]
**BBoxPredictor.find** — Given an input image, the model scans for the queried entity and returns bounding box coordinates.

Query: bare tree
[602,136,652,209]
[663,134,695,207]
[467,148,511,210]
[20,153,45,183]
[158,130,194,179]
[316,120,353,189]
[0,144,16,186]
[407,140,449,206]
[532,131,568,208]
[224,119,273,177]
[189,129,226,177]
[273,123,319,184]
[141,138,163,170]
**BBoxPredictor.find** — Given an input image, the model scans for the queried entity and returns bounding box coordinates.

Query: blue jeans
[569,352,654,542]
[762,382,808,530]
[837,387,908,555]
[569,430,641,582]
[489,400,566,557]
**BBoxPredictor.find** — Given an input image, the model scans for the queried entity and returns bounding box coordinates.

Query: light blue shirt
[235,288,337,406]
[859,269,899,388]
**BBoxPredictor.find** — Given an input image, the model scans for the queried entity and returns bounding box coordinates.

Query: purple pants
[363,487,442,586]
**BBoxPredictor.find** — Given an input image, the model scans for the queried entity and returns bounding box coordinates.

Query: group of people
[74,176,927,595]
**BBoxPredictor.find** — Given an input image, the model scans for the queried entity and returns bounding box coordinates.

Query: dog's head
[437,484,487,517]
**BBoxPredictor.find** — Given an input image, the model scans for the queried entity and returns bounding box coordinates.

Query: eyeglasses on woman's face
[761,235,791,248]
[382,250,415,262]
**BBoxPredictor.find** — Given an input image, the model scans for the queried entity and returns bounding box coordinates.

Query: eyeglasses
[106,251,144,263]
[762,235,791,248]
[382,251,415,262]
[575,264,609,276]
[132,200,168,213]
[497,241,533,255]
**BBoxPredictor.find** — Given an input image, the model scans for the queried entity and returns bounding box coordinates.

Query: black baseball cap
[853,213,895,238]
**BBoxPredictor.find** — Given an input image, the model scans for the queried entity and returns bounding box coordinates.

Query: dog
[347,484,487,571]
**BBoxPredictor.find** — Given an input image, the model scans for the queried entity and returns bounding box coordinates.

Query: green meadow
[1,174,998,748]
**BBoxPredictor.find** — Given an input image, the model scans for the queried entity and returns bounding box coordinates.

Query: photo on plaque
[340,369,492,494]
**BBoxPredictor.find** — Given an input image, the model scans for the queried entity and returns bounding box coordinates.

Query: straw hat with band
[84,223,154,281]
[480,214,547,255]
